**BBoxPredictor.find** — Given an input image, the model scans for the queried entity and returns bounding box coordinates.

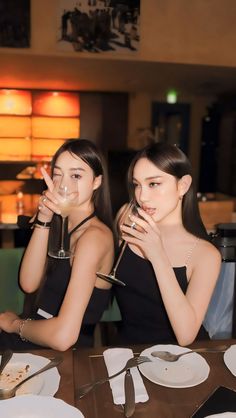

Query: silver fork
[151,344,228,362]
[77,356,151,399]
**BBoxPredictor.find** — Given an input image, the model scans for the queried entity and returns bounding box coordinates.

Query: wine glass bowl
[96,201,139,286]
[48,184,79,259]
[57,187,78,218]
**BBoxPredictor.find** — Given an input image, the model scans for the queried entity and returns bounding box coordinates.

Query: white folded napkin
[103,347,149,405]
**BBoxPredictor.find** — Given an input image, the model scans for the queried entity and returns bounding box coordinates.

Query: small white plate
[0,395,84,418]
[205,414,236,417]
[139,344,210,388]
[0,353,60,396]
[224,345,236,376]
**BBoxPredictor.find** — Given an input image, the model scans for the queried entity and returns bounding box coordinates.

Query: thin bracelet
[35,219,52,227]
[33,223,50,230]
[31,219,52,229]
[19,318,32,342]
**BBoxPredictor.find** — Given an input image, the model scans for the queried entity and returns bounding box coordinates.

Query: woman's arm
[0,226,114,351]
[151,242,221,346]
[20,169,61,292]
[121,209,221,346]
[19,226,50,292]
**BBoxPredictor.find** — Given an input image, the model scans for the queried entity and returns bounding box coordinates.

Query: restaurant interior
[1,1,236,240]
[1,1,236,416]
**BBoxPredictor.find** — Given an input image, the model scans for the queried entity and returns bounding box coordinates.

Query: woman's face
[132,157,183,224]
[52,151,101,209]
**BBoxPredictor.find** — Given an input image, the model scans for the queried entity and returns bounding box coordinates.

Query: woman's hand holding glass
[120,207,163,262]
[37,167,60,220]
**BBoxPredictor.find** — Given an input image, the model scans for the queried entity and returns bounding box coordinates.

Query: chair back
[0,247,25,314]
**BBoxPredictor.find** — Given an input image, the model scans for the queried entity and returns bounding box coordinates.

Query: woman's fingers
[39,193,60,215]
[121,224,144,240]
[128,214,149,233]
[137,208,157,227]
[40,167,54,192]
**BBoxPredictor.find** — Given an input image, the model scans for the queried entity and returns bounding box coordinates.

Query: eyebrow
[133,175,163,181]
[54,165,85,172]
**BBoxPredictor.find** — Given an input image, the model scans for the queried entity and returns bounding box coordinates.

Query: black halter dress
[0,212,111,349]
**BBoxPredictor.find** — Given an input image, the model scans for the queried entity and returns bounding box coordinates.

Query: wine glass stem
[112,240,128,276]
[60,216,66,252]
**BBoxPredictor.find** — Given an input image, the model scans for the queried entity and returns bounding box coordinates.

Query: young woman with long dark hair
[0,139,114,350]
[114,142,221,346]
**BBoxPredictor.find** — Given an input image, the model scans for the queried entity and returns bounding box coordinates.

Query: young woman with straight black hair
[115,142,221,346]
[0,139,114,350]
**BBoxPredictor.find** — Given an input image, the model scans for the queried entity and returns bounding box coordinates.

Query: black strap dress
[0,213,110,349]
[114,245,208,344]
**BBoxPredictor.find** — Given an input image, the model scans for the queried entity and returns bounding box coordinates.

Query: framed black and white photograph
[57,0,140,53]
[0,0,30,48]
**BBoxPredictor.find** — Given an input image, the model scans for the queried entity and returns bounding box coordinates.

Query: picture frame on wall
[0,0,30,48]
[57,0,140,53]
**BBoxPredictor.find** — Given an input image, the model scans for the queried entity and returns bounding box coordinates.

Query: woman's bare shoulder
[197,238,222,263]
[81,219,113,245]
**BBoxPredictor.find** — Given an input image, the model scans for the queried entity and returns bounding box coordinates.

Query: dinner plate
[139,344,210,388]
[0,353,60,396]
[205,414,236,417]
[224,344,236,376]
[0,395,84,418]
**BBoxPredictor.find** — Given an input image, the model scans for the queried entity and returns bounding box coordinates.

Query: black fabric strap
[68,211,96,236]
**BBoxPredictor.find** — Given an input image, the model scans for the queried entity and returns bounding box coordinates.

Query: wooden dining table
[6,339,236,418]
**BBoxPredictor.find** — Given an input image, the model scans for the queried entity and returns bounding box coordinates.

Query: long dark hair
[51,138,113,230]
[127,142,209,241]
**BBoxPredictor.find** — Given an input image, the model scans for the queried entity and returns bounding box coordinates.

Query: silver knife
[0,350,13,375]
[124,369,135,418]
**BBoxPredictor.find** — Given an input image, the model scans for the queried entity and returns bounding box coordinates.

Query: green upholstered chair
[98,296,121,345]
[0,247,25,314]
[100,296,121,322]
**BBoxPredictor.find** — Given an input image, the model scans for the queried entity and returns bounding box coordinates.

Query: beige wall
[142,0,236,67]
[2,0,235,68]
[1,0,232,184]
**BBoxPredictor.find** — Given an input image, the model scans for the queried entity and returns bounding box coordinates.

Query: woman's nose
[138,187,149,203]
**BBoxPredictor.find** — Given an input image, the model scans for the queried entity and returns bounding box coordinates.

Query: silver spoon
[0,350,13,375]
[151,345,228,362]
[0,356,62,400]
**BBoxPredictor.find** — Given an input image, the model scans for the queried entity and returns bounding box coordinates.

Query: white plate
[0,353,60,396]
[139,344,210,388]
[205,414,236,418]
[224,345,236,376]
[0,395,84,418]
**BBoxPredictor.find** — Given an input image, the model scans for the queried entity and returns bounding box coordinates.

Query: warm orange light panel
[32,117,80,138]
[0,138,31,160]
[31,139,65,160]
[0,89,32,115]
[32,91,80,117]
[0,116,31,137]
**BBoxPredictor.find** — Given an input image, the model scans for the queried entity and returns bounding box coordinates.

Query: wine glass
[48,184,78,259]
[96,201,138,286]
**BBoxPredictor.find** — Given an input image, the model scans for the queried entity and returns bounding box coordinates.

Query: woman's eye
[53,173,61,178]
[72,174,81,179]
[133,183,140,189]
[149,182,159,188]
